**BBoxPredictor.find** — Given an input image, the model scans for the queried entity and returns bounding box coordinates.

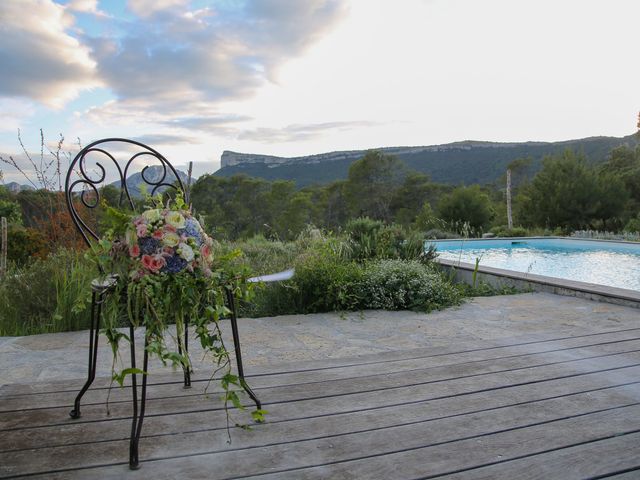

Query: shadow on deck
[1,326,640,479]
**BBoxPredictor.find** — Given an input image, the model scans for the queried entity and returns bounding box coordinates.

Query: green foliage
[6,225,50,264]
[624,215,640,233]
[0,199,22,224]
[0,249,95,335]
[437,185,494,232]
[344,150,407,222]
[518,150,629,231]
[357,260,461,311]
[290,249,364,313]
[491,225,529,237]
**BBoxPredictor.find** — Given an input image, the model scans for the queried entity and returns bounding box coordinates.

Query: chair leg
[177,318,191,388]
[129,326,149,470]
[225,288,261,411]
[70,289,104,419]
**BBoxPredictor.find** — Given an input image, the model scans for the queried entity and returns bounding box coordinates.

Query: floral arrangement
[92,194,266,430]
[126,207,214,278]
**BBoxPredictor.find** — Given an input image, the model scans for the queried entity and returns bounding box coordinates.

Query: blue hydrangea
[138,237,161,255]
[180,218,203,245]
[161,254,188,274]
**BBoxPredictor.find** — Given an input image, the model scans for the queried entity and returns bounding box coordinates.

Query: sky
[0,0,638,184]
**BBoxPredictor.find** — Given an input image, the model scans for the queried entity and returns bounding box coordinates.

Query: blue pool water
[430,237,640,291]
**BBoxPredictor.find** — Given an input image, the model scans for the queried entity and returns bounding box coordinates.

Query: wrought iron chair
[65,138,261,469]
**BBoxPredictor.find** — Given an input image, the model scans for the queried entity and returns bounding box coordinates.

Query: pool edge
[437,257,640,309]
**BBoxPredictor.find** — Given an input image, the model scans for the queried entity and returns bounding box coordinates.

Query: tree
[390,172,438,226]
[518,150,628,230]
[437,185,494,232]
[344,150,407,222]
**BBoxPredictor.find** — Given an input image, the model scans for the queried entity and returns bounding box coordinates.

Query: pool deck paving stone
[1,292,639,478]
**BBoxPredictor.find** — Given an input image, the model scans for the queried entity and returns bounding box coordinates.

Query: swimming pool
[430,237,640,292]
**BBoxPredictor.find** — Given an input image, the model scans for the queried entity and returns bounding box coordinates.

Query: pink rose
[141,254,166,273]
[136,224,148,237]
[164,224,177,233]
[152,230,164,240]
[129,244,141,258]
[200,244,211,260]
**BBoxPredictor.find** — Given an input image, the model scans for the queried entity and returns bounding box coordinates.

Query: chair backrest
[65,138,186,247]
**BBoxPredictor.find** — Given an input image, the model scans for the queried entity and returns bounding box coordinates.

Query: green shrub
[424,228,461,239]
[624,216,640,233]
[290,249,364,313]
[227,235,299,276]
[358,259,461,311]
[6,225,50,264]
[491,225,529,237]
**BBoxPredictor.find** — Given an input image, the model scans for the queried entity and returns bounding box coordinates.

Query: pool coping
[435,256,640,309]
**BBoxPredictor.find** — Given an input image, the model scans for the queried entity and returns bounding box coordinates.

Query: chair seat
[90,274,119,292]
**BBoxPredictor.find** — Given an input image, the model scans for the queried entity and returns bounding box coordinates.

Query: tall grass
[0,249,96,336]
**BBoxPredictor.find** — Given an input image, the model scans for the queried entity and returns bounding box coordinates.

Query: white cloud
[126,0,189,18]
[65,0,109,17]
[0,0,99,107]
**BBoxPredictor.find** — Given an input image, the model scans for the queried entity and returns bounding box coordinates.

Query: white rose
[166,210,186,229]
[142,209,162,223]
[177,243,194,262]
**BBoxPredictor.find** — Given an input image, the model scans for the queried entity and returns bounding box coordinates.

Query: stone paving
[1,292,638,387]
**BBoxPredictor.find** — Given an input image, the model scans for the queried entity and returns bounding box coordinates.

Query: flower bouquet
[92,194,265,427]
[127,206,214,279]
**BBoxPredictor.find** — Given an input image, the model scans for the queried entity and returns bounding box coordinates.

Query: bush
[5,225,50,264]
[624,217,640,234]
[424,228,461,239]
[358,260,461,311]
[491,225,529,237]
[290,249,364,313]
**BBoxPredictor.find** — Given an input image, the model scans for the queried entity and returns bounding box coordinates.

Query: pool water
[431,238,640,292]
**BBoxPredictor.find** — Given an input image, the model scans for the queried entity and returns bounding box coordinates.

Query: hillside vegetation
[215,134,638,187]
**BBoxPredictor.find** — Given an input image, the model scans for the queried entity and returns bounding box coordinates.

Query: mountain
[3,182,35,193]
[110,165,189,198]
[215,134,639,187]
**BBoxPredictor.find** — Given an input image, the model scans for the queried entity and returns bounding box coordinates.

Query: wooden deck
[1,326,640,479]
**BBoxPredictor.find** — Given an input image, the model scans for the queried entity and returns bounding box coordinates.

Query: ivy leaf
[226,391,244,410]
[251,409,268,423]
[112,368,146,387]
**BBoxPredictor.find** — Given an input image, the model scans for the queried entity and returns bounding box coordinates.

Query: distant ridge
[216,134,639,187]
[109,165,188,198]
[3,182,35,193]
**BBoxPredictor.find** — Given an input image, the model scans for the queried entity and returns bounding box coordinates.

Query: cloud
[238,120,378,143]
[126,0,189,18]
[87,0,347,112]
[163,114,253,133]
[131,133,200,146]
[0,0,99,107]
[65,0,110,17]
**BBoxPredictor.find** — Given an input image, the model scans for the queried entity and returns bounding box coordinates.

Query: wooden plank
[22,402,640,479]
[1,382,638,477]
[5,326,640,396]
[4,332,640,412]
[3,364,639,454]
[443,434,640,479]
[2,346,640,432]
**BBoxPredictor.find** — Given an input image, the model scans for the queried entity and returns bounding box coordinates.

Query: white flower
[162,232,180,247]
[142,209,162,223]
[177,243,194,262]
[166,210,186,229]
